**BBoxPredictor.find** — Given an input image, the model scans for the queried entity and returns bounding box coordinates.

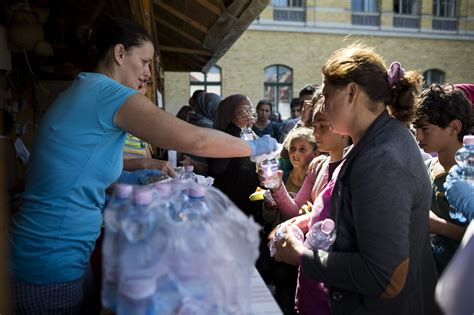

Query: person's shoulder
[79,72,136,95]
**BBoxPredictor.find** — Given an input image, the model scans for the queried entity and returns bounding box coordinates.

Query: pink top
[272,156,330,220]
[271,156,344,315]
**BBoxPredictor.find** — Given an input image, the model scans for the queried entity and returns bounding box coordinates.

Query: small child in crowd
[262,126,318,314]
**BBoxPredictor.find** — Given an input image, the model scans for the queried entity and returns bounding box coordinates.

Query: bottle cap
[133,189,153,205]
[188,186,205,198]
[184,165,194,172]
[114,184,133,199]
[321,219,335,234]
[463,135,474,145]
[154,182,172,196]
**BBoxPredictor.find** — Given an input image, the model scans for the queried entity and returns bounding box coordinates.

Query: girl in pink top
[266,95,351,315]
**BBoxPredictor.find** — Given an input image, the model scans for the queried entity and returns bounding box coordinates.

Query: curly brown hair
[413,84,474,141]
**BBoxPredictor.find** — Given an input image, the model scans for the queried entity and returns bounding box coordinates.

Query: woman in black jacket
[274,43,439,315]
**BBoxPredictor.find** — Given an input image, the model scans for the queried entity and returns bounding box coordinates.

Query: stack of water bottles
[102,170,261,315]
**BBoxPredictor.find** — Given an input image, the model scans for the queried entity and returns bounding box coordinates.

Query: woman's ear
[347,82,358,104]
[113,44,126,65]
[449,119,462,137]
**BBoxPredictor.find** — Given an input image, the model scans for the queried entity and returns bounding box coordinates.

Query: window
[189,65,222,96]
[264,65,293,119]
[433,0,456,18]
[432,0,457,30]
[423,69,445,86]
[352,0,378,12]
[352,0,380,26]
[272,0,306,22]
[394,0,418,15]
[393,0,420,28]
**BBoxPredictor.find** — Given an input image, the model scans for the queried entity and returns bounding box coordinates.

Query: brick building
[165,0,474,119]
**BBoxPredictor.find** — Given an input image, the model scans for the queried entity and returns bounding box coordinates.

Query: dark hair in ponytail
[387,70,423,123]
[91,17,152,62]
[322,43,422,123]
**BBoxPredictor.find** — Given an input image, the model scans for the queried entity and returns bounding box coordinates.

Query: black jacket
[300,111,439,314]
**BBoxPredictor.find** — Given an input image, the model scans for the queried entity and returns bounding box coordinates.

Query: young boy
[413,84,474,275]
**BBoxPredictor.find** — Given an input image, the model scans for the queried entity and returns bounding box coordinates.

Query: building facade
[165,0,474,118]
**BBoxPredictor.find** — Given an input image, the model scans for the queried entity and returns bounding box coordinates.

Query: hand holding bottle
[248,135,279,157]
[444,165,474,222]
[273,224,307,265]
[269,222,304,257]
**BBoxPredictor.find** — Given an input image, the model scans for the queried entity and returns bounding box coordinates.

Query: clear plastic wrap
[102,180,261,315]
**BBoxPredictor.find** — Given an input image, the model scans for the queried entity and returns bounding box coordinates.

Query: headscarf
[194,92,221,120]
[213,94,249,131]
[454,84,474,105]
[188,92,222,128]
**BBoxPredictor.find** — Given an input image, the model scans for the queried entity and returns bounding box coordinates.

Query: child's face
[312,112,346,153]
[415,121,453,154]
[289,137,317,168]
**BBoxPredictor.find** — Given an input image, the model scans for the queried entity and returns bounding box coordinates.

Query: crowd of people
[4,17,474,315]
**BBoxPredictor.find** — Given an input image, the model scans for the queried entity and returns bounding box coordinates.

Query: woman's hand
[267,214,311,243]
[235,113,255,128]
[258,169,283,192]
[300,99,314,126]
[180,154,196,167]
[287,213,311,234]
[143,159,176,177]
[274,225,306,265]
[248,135,279,157]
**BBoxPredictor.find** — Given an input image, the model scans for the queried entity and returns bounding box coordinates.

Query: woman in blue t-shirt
[8,17,278,314]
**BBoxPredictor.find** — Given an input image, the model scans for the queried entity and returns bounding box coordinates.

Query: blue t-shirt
[9,72,137,284]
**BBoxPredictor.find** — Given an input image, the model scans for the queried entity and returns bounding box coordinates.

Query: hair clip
[387,61,405,87]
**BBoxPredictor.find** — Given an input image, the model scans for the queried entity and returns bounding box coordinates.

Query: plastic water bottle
[102,184,133,310]
[260,158,280,189]
[269,223,304,257]
[153,183,179,221]
[449,135,474,222]
[179,165,198,184]
[305,218,336,251]
[117,188,158,315]
[179,186,210,221]
[240,127,254,140]
[455,135,474,185]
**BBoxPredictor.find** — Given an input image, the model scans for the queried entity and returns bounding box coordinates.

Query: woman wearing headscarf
[208,94,261,218]
[187,92,222,128]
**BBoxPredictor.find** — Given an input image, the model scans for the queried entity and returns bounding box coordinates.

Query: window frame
[423,69,445,86]
[351,0,379,13]
[394,0,418,15]
[264,64,293,119]
[433,0,456,18]
[272,0,306,22]
[189,65,222,97]
[351,0,380,26]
